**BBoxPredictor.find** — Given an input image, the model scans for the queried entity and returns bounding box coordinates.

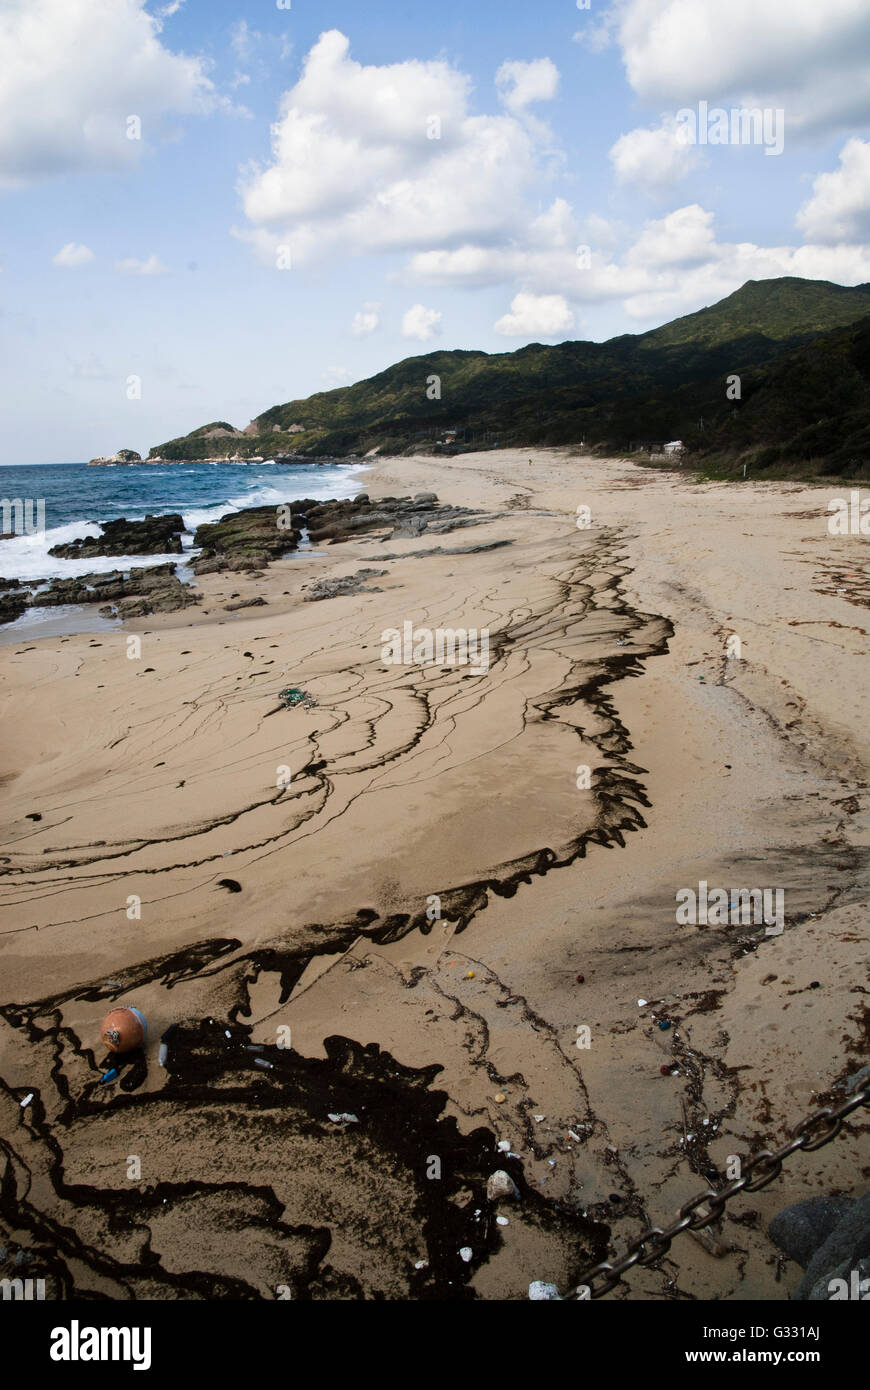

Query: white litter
[20,1093,34,1108]
[497,1140,511,1152]
[637,998,648,1007]
[529,1281,560,1300]
[496,1216,509,1226]
[328,1112,359,1124]
[459,1247,473,1263]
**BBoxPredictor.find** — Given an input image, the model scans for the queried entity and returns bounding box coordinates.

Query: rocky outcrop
[0,585,29,624]
[301,492,484,545]
[32,564,199,618]
[303,568,388,602]
[87,449,144,466]
[192,506,301,571]
[223,596,267,612]
[49,514,185,559]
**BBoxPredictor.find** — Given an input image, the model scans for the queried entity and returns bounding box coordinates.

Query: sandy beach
[1,448,868,1300]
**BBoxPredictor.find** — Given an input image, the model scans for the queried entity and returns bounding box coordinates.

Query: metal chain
[566,1079,870,1299]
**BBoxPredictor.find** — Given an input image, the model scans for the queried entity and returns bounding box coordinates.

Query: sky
[2,0,870,463]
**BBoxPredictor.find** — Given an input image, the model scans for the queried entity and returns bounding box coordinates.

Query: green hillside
[685,312,870,477]
[148,278,870,474]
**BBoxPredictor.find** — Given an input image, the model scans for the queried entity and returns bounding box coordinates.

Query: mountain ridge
[148,277,870,476]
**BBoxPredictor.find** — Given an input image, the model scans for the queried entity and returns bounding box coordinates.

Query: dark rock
[223,597,267,611]
[33,564,199,618]
[390,515,428,539]
[792,1191,870,1299]
[49,513,185,559]
[192,553,271,575]
[769,1196,855,1268]
[193,506,300,566]
[0,589,29,624]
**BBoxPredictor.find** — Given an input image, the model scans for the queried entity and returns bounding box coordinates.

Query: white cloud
[321,365,353,386]
[237,31,554,268]
[609,118,701,192]
[114,254,169,276]
[52,242,95,267]
[410,193,870,326]
[0,0,216,185]
[603,0,870,137]
[351,302,380,336]
[495,292,575,338]
[495,59,559,114]
[626,204,717,268]
[230,19,256,61]
[402,304,442,342]
[796,138,870,244]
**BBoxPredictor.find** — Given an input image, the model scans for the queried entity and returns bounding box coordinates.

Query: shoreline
[1,448,867,1300]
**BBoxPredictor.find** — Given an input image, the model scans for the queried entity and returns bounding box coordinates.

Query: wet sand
[1,449,868,1299]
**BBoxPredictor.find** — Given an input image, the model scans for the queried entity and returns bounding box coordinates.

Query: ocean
[0,459,366,585]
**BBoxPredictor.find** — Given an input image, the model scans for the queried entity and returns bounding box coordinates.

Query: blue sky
[2,0,869,463]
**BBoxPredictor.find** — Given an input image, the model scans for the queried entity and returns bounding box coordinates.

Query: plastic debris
[534,1114,545,1122]
[529,1281,560,1300]
[101,1006,146,1054]
[328,1112,359,1124]
[254,1058,274,1072]
[658,1020,671,1031]
[100,1068,119,1085]
[660,1064,674,1076]
[459,1247,473,1263]
[496,1216,509,1226]
[414,1260,428,1270]
[494,1092,507,1104]
[278,687,317,709]
[497,1140,511,1153]
[637,998,648,1007]
[576,973,585,983]
[20,1093,34,1108]
[157,1043,168,1068]
[465,970,475,979]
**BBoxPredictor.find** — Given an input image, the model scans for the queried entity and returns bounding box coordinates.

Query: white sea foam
[0,464,368,583]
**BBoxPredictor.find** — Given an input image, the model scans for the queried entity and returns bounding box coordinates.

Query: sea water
[0,458,365,639]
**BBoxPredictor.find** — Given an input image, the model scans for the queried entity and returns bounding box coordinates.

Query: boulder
[769,1196,855,1269]
[795,1191,870,1300]
[50,513,185,559]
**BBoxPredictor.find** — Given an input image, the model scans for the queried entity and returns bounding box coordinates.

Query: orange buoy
[101,1006,147,1054]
